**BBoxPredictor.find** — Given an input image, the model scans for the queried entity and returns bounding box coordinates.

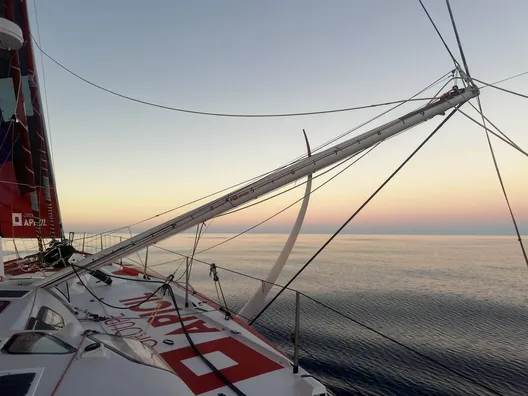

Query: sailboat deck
[1,261,328,396]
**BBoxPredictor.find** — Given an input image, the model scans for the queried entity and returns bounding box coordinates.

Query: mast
[4,0,43,252]
[38,86,479,290]
[18,0,62,240]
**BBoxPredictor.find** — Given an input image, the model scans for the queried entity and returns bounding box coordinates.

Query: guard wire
[30,36,433,118]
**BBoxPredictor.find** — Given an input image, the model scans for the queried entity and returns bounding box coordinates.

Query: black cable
[185,223,204,281]
[159,257,500,395]
[165,285,247,396]
[445,0,472,80]
[72,259,244,394]
[250,106,461,326]
[480,71,528,89]
[214,148,370,219]
[462,103,528,156]
[465,102,516,146]
[456,109,528,158]
[474,99,528,267]
[300,293,504,396]
[71,263,167,309]
[31,36,433,118]
[473,77,528,100]
[418,0,460,67]
[246,312,364,395]
[79,73,452,239]
[196,144,380,255]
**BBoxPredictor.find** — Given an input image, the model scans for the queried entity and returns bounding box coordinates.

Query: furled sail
[0,0,61,240]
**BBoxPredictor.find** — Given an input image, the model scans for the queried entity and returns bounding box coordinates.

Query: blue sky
[27,0,527,235]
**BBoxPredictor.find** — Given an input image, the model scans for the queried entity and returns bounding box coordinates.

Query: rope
[250,106,462,326]
[70,264,167,310]
[417,0,460,67]
[465,102,517,146]
[480,71,528,89]
[30,36,436,118]
[134,288,167,340]
[455,109,528,158]
[210,263,231,319]
[473,77,528,100]
[445,0,473,82]
[71,247,507,394]
[73,73,452,239]
[165,285,246,395]
[474,98,528,267]
[173,260,499,395]
[32,0,56,166]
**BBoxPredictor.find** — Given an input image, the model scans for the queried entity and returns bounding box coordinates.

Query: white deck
[0,261,329,396]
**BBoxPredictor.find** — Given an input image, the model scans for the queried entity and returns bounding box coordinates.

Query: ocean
[6,233,526,395]
[142,233,527,396]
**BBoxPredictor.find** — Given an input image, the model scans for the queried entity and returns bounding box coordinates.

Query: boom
[37,86,479,289]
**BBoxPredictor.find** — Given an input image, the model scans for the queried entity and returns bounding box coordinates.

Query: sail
[0,1,61,240]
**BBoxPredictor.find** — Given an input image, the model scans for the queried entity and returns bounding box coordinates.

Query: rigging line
[466,101,517,147]
[266,73,449,169]
[473,77,528,100]
[475,98,528,267]
[165,286,247,396]
[95,145,360,238]
[299,293,504,396]
[445,0,473,81]
[160,267,361,394]
[30,36,434,118]
[305,73,453,155]
[32,0,55,165]
[146,245,303,294]
[481,70,528,89]
[214,152,363,218]
[184,222,204,280]
[86,73,452,244]
[427,76,456,106]
[249,106,462,327]
[229,307,365,395]
[196,143,382,255]
[417,0,460,67]
[70,264,167,309]
[457,109,528,158]
[88,74,452,237]
[211,117,426,236]
[180,254,494,394]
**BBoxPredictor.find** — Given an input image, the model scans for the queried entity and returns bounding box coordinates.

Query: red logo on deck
[161,337,283,394]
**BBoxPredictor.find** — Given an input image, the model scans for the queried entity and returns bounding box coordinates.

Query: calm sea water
[8,233,527,395]
[142,233,527,396]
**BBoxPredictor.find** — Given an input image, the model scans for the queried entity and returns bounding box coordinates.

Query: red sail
[0,1,62,239]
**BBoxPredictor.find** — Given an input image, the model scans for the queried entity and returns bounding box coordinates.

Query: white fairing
[239,172,312,319]
[0,17,24,50]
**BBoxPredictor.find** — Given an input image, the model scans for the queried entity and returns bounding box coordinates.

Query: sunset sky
[29,0,527,235]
